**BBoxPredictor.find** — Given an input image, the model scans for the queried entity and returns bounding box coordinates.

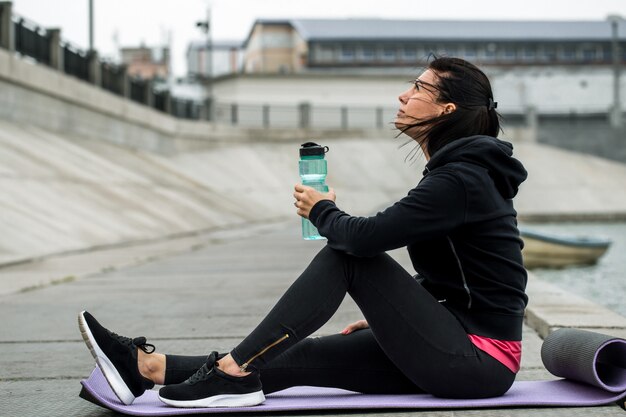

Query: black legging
[165,246,515,398]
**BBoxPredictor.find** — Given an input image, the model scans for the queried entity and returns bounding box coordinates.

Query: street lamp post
[609,15,622,128]
[197,6,213,121]
[88,0,94,52]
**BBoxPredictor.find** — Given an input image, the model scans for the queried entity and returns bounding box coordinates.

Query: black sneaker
[78,311,156,405]
[158,351,265,408]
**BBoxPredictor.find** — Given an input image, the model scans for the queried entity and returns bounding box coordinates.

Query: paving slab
[1,226,625,417]
[525,273,626,338]
[0,220,290,296]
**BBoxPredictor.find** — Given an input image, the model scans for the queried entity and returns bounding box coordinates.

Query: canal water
[524,222,626,317]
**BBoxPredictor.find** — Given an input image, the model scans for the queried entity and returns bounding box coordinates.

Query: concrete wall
[0,48,179,154]
[211,66,626,115]
[211,73,409,107]
[3,115,626,266]
[0,121,421,265]
[486,66,621,114]
[537,114,626,163]
[514,142,626,221]
[0,48,389,155]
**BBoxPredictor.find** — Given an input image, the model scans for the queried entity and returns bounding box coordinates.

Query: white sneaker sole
[158,390,265,408]
[78,311,136,405]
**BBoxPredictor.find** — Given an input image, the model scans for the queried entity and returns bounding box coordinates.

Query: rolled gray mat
[541,328,626,393]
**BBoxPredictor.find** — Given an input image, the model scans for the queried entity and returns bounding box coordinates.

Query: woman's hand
[340,319,369,335]
[293,184,336,219]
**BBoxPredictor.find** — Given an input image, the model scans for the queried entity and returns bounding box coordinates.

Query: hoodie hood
[423,136,528,199]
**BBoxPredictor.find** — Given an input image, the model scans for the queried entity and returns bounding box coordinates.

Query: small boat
[519,227,612,269]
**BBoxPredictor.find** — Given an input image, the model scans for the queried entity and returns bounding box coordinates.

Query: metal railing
[129,77,148,104]
[63,42,89,81]
[0,4,208,121]
[171,98,202,120]
[212,102,398,129]
[101,61,125,96]
[153,89,169,113]
[13,15,50,65]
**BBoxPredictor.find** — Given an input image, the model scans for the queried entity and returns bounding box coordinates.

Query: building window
[560,45,577,61]
[464,46,477,60]
[444,46,457,57]
[340,45,355,61]
[521,46,536,61]
[381,46,396,61]
[483,43,497,60]
[582,47,597,61]
[541,46,557,62]
[503,46,517,60]
[262,31,293,48]
[402,46,417,61]
[422,44,437,58]
[312,44,334,63]
[360,46,375,61]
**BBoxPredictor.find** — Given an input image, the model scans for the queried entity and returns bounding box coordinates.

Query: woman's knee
[314,245,389,268]
[316,245,347,260]
[309,245,397,290]
[309,245,353,273]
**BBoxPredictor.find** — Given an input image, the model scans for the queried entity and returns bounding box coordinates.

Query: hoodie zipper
[447,236,472,309]
[239,334,290,372]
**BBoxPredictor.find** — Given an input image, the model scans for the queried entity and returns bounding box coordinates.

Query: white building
[177,18,626,128]
[186,40,244,79]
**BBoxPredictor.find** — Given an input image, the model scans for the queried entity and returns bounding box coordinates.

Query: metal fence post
[87,49,101,86]
[231,103,238,125]
[263,104,270,128]
[341,106,348,129]
[0,2,14,51]
[47,28,63,71]
[299,102,311,128]
[376,107,383,129]
[119,64,130,98]
[145,79,154,107]
[164,90,172,115]
[609,16,623,128]
[204,97,215,122]
[524,105,538,142]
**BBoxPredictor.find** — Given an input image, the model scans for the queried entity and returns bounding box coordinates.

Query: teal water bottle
[299,142,329,240]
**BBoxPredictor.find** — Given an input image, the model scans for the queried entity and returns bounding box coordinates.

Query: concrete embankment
[0,119,417,266]
[514,142,626,221]
[3,115,626,268]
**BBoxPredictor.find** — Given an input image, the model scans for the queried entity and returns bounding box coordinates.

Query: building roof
[251,18,626,42]
[187,39,243,51]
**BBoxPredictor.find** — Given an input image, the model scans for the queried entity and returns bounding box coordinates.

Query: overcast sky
[11,0,626,77]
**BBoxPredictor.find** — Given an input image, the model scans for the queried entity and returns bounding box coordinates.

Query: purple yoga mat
[79,366,626,416]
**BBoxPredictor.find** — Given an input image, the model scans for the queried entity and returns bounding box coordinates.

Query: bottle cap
[300,142,329,157]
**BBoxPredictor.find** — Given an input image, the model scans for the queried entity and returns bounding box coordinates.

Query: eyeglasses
[413,79,438,94]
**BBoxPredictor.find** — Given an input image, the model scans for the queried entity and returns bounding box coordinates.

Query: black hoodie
[309,135,529,340]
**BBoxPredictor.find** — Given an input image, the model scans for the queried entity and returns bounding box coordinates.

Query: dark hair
[397,56,501,159]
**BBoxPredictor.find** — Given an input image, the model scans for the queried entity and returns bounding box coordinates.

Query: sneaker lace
[108,330,155,354]
[187,351,219,384]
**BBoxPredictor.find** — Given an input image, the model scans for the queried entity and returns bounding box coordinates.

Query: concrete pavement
[1,223,625,416]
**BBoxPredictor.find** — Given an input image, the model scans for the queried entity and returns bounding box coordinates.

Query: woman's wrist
[308,199,336,225]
